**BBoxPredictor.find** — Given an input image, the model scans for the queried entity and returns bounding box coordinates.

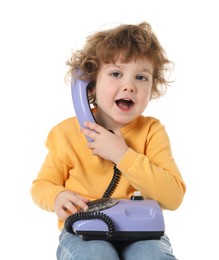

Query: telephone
[71,74,95,142]
[65,73,165,241]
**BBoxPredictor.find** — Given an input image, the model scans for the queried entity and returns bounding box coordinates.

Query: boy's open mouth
[115,98,134,110]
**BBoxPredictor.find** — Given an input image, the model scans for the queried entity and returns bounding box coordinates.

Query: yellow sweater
[31,115,186,230]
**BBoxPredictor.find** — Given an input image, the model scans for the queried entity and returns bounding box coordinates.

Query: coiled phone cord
[65,164,122,236]
[102,164,121,198]
[65,210,115,237]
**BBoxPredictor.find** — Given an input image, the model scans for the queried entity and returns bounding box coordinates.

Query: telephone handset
[71,75,95,142]
[71,71,121,198]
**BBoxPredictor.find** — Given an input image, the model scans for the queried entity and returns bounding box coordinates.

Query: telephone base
[77,230,164,241]
[66,198,165,241]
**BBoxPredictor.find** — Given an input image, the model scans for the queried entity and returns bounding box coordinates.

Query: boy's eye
[136,75,148,81]
[111,72,122,78]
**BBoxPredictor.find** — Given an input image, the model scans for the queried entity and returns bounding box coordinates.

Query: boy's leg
[120,234,178,260]
[56,229,120,260]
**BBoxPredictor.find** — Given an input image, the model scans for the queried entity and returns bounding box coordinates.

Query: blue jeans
[56,229,178,259]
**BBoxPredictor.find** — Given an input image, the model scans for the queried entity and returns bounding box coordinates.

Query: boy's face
[94,58,153,130]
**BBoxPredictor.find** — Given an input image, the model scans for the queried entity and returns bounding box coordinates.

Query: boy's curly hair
[66,22,173,101]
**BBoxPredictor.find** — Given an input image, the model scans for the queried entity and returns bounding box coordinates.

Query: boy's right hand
[54,190,89,220]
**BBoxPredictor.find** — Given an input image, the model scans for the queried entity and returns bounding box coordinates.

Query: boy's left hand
[81,121,129,165]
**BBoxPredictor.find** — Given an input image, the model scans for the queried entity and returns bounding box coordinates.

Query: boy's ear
[87,82,96,105]
[87,81,96,91]
[90,85,96,95]
[88,82,96,96]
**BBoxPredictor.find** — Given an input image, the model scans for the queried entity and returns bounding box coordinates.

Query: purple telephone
[64,73,165,241]
[71,75,95,142]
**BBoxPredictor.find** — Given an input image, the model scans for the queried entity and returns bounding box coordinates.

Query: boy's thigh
[57,229,120,260]
[120,235,177,260]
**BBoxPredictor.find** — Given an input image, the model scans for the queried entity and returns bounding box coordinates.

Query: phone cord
[64,164,121,237]
[65,211,115,238]
[102,164,121,198]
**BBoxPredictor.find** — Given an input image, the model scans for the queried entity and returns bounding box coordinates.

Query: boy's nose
[122,84,136,92]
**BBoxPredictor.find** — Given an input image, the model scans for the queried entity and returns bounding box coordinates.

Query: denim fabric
[56,229,178,260]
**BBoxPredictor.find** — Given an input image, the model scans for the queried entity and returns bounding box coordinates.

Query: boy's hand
[54,190,89,220]
[81,121,129,164]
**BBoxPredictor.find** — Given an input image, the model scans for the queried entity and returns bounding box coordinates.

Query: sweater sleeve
[117,119,186,210]
[31,152,69,212]
[30,122,72,212]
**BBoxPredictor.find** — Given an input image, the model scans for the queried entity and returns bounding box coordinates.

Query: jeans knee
[121,237,177,260]
[57,237,120,260]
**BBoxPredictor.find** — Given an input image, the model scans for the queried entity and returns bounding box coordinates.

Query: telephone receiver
[71,73,96,142]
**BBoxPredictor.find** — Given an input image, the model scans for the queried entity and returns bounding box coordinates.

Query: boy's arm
[117,121,186,210]
[31,152,68,212]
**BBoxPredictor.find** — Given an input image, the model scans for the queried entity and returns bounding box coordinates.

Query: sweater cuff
[117,148,139,174]
[47,187,67,211]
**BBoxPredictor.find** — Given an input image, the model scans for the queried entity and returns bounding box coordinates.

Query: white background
[1,0,218,259]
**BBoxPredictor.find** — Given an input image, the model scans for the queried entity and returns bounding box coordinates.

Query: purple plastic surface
[71,76,95,142]
[73,199,165,232]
